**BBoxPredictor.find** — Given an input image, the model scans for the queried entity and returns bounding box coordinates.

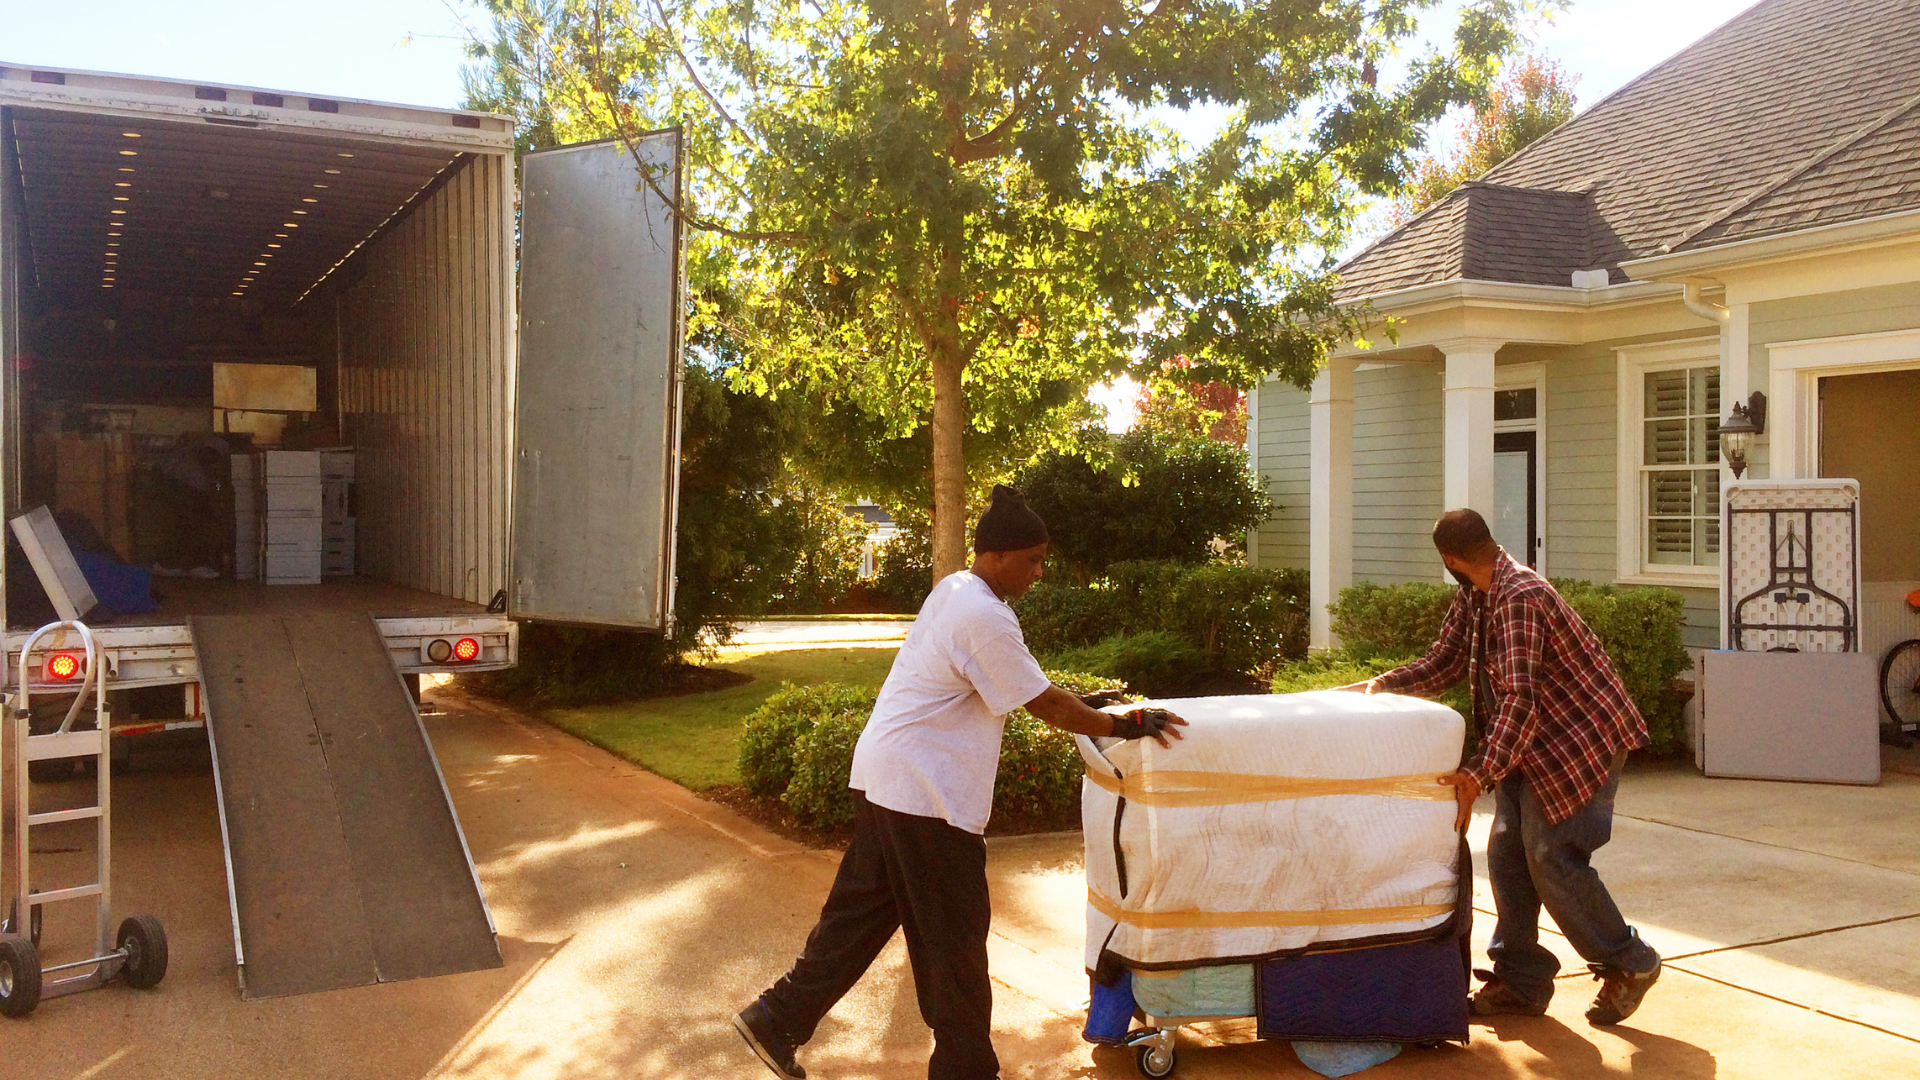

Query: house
[1247,0,1920,675]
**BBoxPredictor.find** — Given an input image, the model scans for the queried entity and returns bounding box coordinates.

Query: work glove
[1108,708,1174,741]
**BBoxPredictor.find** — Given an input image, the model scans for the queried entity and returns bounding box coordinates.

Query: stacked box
[319,449,355,576]
[257,450,322,584]
[232,453,258,580]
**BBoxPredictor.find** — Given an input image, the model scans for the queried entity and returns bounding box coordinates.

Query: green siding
[1252,381,1310,569]
[1542,347,1618,583]
[1352,364,1445,584]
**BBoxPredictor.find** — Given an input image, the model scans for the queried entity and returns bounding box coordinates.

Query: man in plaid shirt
[1347,509,1662,1025]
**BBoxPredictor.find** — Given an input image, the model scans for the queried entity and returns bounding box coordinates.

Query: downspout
[1681,281,1730,327]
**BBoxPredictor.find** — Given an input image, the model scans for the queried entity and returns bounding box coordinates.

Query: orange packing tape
[1087,888,1453,930]
[1083,768,1453,807]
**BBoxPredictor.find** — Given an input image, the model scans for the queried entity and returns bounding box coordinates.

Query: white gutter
[1622,207,1920,280]
[1343,276,1679,314]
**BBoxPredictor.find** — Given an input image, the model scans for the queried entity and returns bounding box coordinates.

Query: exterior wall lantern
[1721,391,1767,478]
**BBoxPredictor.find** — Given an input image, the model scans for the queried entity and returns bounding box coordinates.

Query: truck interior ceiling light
[115,181,131,188]
[336,152,353,157]
[425,638,453,663]
[122,131,141,137]
[267,243,281,249]
[292,209,308,215]
[283,222,298,228]
[46,653,81,680]
[301,197,318,203]
[119,149,137,156]
[118,166,135,173]
[453,638,481,662]
[114,196,130,201]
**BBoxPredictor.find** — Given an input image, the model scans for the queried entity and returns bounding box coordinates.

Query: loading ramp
[194,612,500,999]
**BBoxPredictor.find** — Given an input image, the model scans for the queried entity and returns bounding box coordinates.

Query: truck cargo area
[1,62,683,1000]
[0,67,530,998]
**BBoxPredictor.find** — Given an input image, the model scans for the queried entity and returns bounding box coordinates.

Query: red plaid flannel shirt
[1374,552,1648,823]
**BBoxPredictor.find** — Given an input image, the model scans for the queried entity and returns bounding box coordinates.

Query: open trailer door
[511,129,685,631]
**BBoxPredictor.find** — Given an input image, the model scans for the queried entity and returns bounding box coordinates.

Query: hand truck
[1,620,168,1017]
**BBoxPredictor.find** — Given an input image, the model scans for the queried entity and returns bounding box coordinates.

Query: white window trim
[1767,326,1920,479]
[1616,337,1722,587]
[1495,362,1548,574]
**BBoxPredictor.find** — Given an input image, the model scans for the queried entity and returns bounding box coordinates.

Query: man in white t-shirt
[735,485,1186,1080]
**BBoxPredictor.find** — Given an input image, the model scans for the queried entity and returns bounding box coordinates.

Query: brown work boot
[1470,969,1548,1017]
[1586,959,1661,1025]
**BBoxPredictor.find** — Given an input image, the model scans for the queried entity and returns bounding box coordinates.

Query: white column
[1244,380,1262,566]
[1309,358,1356,650]
[1441,341,1501,517]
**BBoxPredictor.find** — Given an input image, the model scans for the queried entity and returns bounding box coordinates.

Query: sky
[4,0,1764,432]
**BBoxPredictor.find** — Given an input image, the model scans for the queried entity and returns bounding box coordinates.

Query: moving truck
[0,62,686,689]
[0,62,686,1001]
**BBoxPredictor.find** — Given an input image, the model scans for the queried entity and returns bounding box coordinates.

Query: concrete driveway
[7,693,1919,1079]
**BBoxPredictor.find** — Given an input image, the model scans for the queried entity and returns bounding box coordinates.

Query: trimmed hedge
[1016,561,1309,689]
[738,670,1126,830]
[1314,578,1690,753]
[1267,650,1470,717]
[1044,631,1210,697]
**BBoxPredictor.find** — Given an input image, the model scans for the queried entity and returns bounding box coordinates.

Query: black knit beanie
[973,484,1049,553]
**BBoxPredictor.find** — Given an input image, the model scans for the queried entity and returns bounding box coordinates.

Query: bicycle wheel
[1883,639,1920,733]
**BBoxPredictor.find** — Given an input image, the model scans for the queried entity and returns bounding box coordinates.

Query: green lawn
[542,647,898,790]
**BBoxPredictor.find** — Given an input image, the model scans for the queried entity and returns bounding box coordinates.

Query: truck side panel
[331,153,513,606]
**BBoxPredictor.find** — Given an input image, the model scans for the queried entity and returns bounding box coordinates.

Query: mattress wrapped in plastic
[1080,691,1465,971]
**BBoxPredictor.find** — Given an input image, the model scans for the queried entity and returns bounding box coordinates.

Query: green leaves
[464,0,1532,536]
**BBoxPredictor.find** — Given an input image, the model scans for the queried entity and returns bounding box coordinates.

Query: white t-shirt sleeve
[960,628,1052,717]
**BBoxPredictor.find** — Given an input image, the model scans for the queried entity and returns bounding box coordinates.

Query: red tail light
[45,653,81,680]
[452,637,481,662]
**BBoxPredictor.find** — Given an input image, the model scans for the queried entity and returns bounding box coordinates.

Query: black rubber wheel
[1882,639,1920,733]
[0,933,42,1018]
[117,915,169,990]
[1136,1043,1176,1078]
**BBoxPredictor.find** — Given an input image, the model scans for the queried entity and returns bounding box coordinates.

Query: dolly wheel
[117,916,169,990]
[0,933,42,1017]
[1136,1042,1176,1078]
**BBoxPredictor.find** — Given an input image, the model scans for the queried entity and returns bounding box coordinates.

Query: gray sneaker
[1469,969,1548,1017]
[1586,959,1661,1025]
[734,1000,806,1080]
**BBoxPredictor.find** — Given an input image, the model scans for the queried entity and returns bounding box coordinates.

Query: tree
[1392,51,1577,222]
[1135,362,1249,444]
[464,0,1538,580]
[1015,427,1272,580]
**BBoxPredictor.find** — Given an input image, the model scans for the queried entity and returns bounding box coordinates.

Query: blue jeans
[1486,754,1659,1006]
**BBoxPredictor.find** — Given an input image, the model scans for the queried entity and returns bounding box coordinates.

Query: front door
[1494,431,1538,567]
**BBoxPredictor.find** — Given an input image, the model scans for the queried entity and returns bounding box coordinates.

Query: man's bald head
[1432,508,1499,563]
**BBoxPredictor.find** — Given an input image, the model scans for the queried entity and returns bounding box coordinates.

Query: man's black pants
[760,793,997,1080]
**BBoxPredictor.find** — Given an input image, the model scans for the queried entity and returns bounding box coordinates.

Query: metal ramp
[193,612,500,999]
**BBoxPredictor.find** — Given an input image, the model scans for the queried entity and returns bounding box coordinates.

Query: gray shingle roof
[1334,0,1920,299]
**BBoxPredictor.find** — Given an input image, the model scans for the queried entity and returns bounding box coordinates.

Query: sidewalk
[7,695,1918,1078]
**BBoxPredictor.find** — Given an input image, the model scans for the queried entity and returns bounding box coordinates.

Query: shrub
[1269,650,1474,721]
[1017,427,1273,578]
[739,683,879,798]
[1328,581,1456,659]
[1043,631,1209,697]
[742,670,1127,830]
[785,708,870,829]
[1016,561,1308,675]
[1324,578,1690,753]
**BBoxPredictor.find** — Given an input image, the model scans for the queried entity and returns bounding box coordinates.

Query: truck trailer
[0,61,685,1002]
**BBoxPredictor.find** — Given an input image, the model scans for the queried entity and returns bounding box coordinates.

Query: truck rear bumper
[5,615,519,691]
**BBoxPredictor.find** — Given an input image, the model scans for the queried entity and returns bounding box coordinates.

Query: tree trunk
[929,329,968,581]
